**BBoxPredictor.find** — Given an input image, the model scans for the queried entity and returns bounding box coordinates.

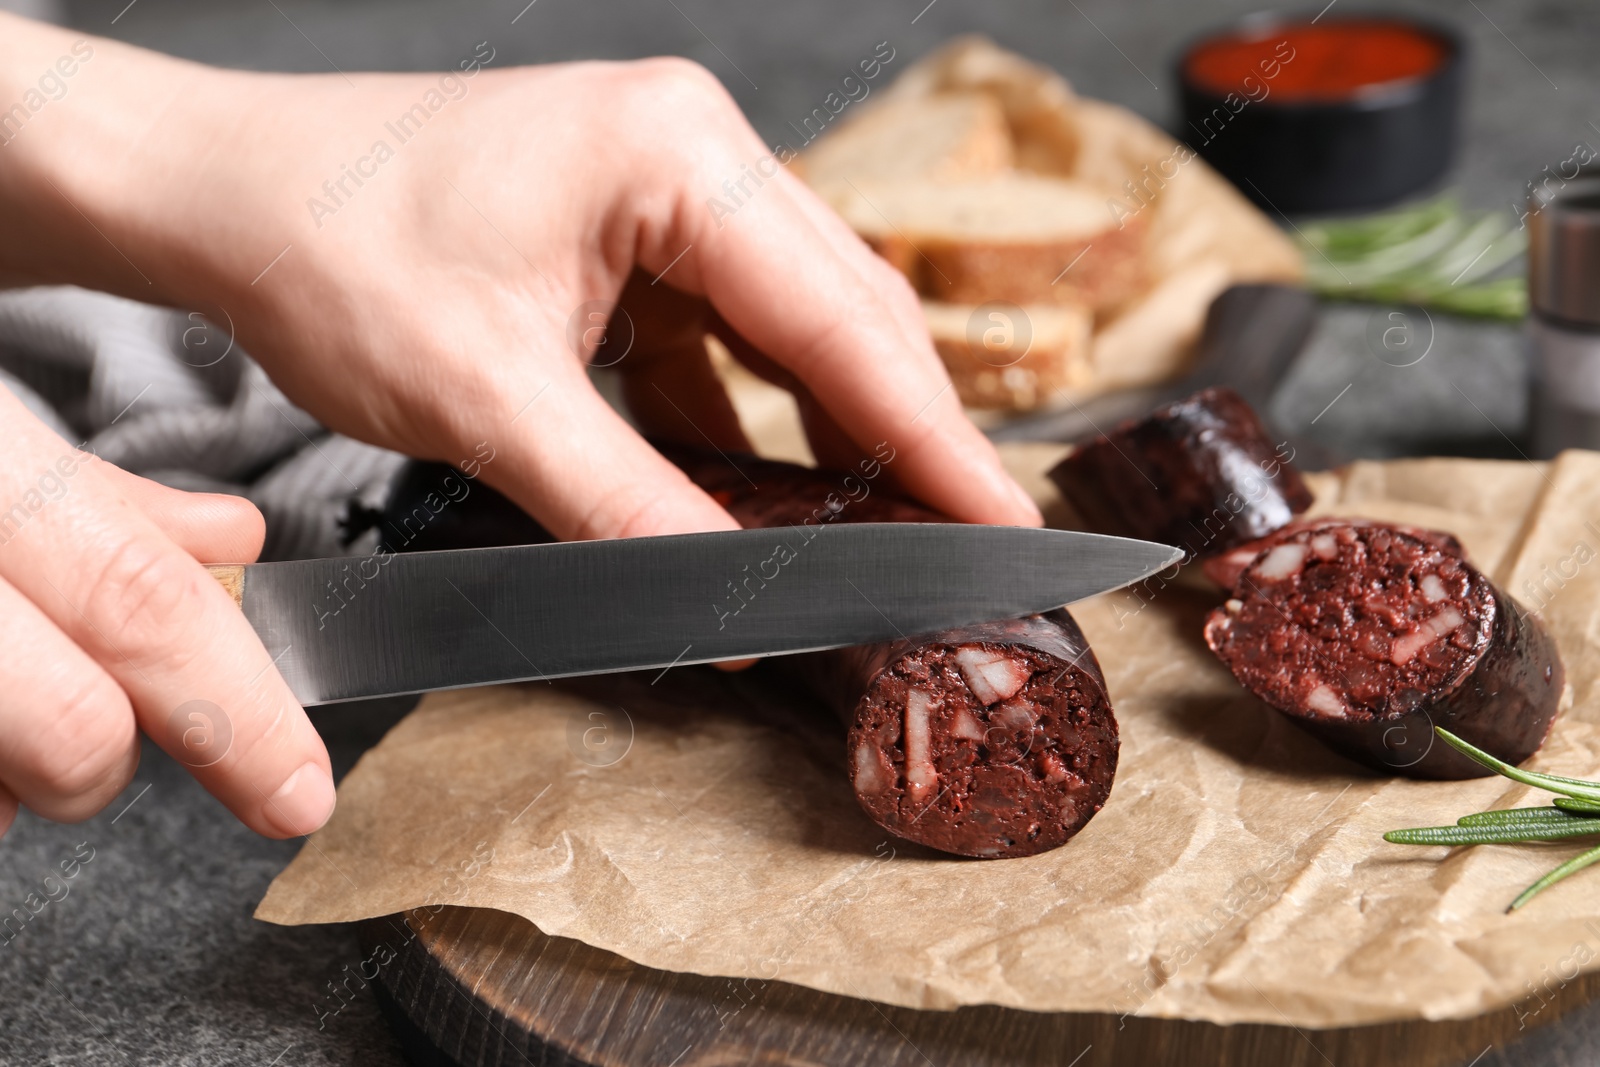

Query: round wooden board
[360,905,1600,1067]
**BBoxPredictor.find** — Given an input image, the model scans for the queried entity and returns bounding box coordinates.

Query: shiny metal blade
[237,525,1182,705]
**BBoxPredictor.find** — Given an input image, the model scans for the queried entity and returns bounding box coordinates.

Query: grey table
[3,0,1598,1063]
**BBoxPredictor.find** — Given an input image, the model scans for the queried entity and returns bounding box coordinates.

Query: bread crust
[867,213,1147,312]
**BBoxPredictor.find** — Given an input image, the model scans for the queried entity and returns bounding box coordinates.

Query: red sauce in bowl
[1185,19,1449,102]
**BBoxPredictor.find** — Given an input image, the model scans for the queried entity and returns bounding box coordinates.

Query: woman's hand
[0,393,334,839]
[0,17,1040,838]
[0,23,1039,541]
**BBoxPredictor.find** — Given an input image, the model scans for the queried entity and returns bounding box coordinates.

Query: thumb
[93,460,266,563]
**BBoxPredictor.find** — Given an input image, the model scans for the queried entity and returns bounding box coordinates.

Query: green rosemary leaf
[1295,193,1530,321]
[1431,224,1526,287]
[1457,807,1586,827]
[1301,195,1459,257]
[1382,732,1600,909]
[1311,276,1527,320]
[1517,769,1600,790]
[1434,729,1600,802]
[1510,843,1600,912]
[1385,822,1600,846]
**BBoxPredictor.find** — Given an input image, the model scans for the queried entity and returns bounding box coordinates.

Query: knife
[208,524,1181,706]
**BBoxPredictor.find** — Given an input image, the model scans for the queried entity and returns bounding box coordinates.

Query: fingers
[0,574,138,822]
[92,462,266,563]
[0,393,333,838]
[470,277,742,541]
[768,168,935,350]
[664,154,1041,527]
[477,357,741,542]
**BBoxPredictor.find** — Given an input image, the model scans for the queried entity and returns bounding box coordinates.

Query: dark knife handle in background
[987,283,1336,466]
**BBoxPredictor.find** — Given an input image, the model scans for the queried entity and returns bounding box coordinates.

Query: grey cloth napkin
[0,286,406,560]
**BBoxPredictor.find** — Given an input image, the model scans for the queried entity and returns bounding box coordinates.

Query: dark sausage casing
[665,444,1120,858]
[1203,521,1563,779]
[1049,386,1312,559]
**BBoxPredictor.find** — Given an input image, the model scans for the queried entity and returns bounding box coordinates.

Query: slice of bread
[922,300,1093,411]
[875,35,1082,175]
[834,176,1146,313]
[800,92,1013,193]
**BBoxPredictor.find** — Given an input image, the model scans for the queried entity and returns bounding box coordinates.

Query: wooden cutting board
[359,905,1600,1067]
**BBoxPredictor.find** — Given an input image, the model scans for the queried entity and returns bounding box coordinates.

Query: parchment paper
[258,447,1600,1028]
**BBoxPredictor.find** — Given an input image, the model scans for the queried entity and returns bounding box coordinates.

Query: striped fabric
[0,286,405,560]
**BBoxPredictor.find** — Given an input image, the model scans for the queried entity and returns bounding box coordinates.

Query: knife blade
[209,524,1181,705]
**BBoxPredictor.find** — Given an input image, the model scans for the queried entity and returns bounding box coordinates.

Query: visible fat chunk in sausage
[954,648,1030,705]
[1305,683,1348,719]
[854,740,889,796]
[904,689,937,803]
[1255,542,1308,582]
[991,697,1039,735]
[1428,607,1465,637]
[1390,629,1433,666]
[950,705,987,742]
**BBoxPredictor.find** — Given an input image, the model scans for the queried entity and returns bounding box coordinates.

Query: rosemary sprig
[1383,728,1600,911]
[1295,193,1528,321]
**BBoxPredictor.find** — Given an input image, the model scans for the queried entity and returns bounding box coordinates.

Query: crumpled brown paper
[258,446,1600,1028]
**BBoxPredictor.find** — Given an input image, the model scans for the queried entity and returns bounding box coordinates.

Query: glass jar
[1528,175,1600,457]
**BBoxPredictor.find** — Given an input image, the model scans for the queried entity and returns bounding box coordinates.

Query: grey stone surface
[0,697,419,1066]
[2,1,1597,1064]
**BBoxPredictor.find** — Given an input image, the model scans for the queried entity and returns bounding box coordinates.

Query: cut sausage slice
[1203,521,1563,779]
[1048,387,1312,560]
[827,613,1117,857]
[660,442,1119,858]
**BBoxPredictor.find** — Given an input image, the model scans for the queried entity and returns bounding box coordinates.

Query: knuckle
[33,680,136,811]
[637,55,725,99]
[788,306,856,369]
[79,536,201,666]
[617,57,735,131]
[875,263,922,310]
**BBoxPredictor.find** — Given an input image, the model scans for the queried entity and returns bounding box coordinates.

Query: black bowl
[1176,12,1465,214]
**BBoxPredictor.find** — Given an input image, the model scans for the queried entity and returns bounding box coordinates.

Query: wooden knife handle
[207,564,246,607]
